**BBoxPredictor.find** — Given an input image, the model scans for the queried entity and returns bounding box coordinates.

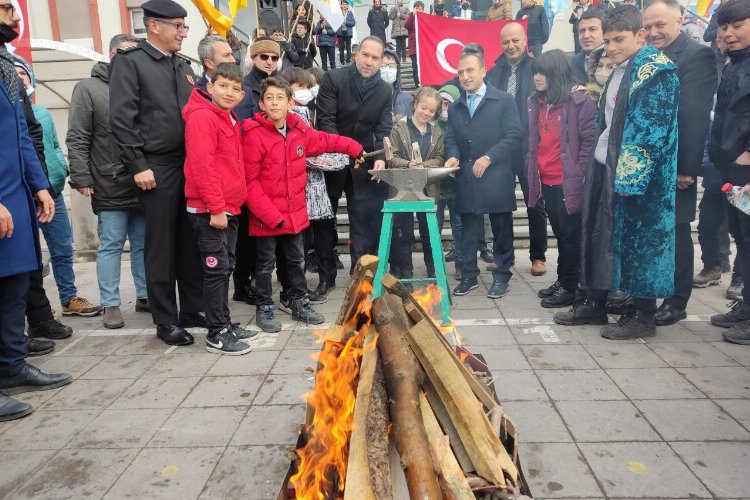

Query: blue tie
[468,94,477,117]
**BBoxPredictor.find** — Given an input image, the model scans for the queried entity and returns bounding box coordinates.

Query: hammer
[362,137,394,161]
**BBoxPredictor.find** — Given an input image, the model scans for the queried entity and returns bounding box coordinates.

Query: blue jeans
[97,209,147,306]
[40,195,77,305]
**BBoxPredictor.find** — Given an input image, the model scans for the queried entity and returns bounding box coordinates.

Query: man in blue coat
[0,3,72,421]
[444,52,522,300]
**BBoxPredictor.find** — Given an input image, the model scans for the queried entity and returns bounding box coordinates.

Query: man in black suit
[313,36,392,300]
[570,8,605,83]
[643,0,718,325]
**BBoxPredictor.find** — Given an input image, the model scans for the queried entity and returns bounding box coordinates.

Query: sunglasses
[259,54,280,62]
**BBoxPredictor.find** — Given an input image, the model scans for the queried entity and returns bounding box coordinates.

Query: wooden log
[406,320,519,488]
[336,254,380,326]
[367,358,392,499]
[424,379,475,473]
[372,294,441,500]
[419,392,476,500]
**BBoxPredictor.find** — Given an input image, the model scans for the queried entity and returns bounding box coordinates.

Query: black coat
[292,34,317,69]
[367,7,390,43]
[109,41,196,172]
[571,51,588,84]
[662,32,718,224]
[444,83,522,214]
[316,64,393,200]
[515,5,549,45]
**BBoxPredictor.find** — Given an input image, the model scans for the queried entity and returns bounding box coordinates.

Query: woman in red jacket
[404,1,424,86]
[243,77,364,333]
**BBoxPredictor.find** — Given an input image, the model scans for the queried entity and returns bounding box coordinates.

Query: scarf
[352,64,381,100]
[0,45,20,102]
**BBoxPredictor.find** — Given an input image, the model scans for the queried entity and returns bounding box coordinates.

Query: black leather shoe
[0,393,33,421]
[654,303,687,326]
[27,317,72,340]
[601,310,656,340]
[0,364,72,396]
[541,287,576,308]
[309,282,335,304]
[25,336,55,357]
[554,298,608,326]
[538,280,561,298]
[156,324,194,346]
[178,312,208,328]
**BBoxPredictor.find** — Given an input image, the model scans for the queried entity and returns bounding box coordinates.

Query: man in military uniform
[109,0,204,346]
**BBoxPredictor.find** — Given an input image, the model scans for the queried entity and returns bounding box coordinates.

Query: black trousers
[725,203,750,304]
[347,196,384,272]
[232,206,255,292]
[312,217,338,285]
[137,164,203,325]
[589,288,656,316]
[389,212,435,279]
[320,45,336,71]
[462,213,514,282]
[189,214,238,332]
[664,222,694,310]
[25,267,53,325]
[255,233,308,306]
[338,37,352,64]
[543,185,581,291]
[410,55,419,86]
[518,170,548,262]
[395,36,407,62]
[0,272,30,378]
[698,190,732,269]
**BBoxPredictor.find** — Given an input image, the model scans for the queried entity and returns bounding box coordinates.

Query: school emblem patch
[297,145,303,157]
[186,74,194,86]
[205,256,218,268]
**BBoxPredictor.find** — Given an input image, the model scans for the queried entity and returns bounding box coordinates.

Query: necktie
[507,65,517,97]
[468,94,477,117]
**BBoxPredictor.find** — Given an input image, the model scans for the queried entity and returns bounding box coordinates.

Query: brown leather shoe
[531,260,546,276]
[486,262,498,271]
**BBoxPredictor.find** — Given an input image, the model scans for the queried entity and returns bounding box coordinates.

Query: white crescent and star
[436,38,464,74]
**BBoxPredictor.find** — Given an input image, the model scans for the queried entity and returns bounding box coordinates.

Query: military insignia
[186,74,194,86]
[297,145,303,156]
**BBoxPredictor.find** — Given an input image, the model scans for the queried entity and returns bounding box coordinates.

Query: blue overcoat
[0,81,50,278]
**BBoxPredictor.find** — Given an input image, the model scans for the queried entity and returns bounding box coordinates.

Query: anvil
[368,166,460,201]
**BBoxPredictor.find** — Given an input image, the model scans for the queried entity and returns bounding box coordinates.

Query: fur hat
[250,38,281,58]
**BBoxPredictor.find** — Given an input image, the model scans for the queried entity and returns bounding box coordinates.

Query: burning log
[372,294,442,499]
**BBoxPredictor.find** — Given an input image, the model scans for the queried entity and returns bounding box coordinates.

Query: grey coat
[389,5,409,38]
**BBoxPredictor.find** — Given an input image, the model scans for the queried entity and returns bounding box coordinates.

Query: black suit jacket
[662,32,719,223]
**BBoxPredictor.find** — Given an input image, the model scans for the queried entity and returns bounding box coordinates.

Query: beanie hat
[250,38,281,58]
[12,54,35,88]
[438,84,460,104]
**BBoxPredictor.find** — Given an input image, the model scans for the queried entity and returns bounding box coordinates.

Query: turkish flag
[7,0,32,63]
[415,12,526,86]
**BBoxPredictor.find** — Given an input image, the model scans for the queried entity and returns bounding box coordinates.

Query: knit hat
[12,54,35,88]
[438,84,460,104]
[250,38,281,58]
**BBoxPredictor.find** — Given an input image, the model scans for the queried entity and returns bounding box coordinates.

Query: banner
[309,0,345,31]
[7,0,31,62]
[415,12,526,86]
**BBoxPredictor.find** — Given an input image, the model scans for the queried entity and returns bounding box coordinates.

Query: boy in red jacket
[243,77,364,332]
[183,63,255,355]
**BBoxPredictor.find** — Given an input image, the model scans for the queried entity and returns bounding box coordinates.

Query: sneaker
[727,276,744,301]
[723,320,750,345]
[479,248,493,264]
[61,297,103,317]
[541,287,575,308]
[553,298,608,326]
[693,266,722,288]
[103,306,125,329]
[230,322,259,340]
[309,282,335,304]
[453,278,479,296]
[531,259,546,276]
[256,305,282,333]
[205,327,252,355]
[487,280,509,299]
[278,290,293,314]
[444,248,459,262]
[28,317,72,340]
[538,280,562,298]
[291,298,325,325]
[135,298,151,313]
[710,300,750,328]
[25,336,54,357]
[601,309,656,340]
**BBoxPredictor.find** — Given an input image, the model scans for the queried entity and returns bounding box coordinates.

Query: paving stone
[0,449,57,497]
[635,399,750,441]
[114,335,175,355]
[714,399,750,431]
[491,369,549,401]
[640,324,703,343]
[473,346,531,370]
[555,401,660,442]
[0,409,99,451]
[253,374,314,405]
[14,448,139,499]
[206,350,279,376]
[671,442,750,498]
[105,447,224,499]
[285,330,325,350]
[79,354,161,380]
[537,369,626,401]
[199,445,290,500]
[511,325,579,345]
[648,342,740,368]
[36,354,106,379]
[231,404,306,446]
[582,343,668,369]
[710,341,750,367]
[579,442,711,498]
[58,335,133,356]
[44,378,133,410]
[271,349,319,374]
[455,325,517,346]
[518,442,603,498]
[180,375,264,407]
[149,407,246,447]
[605,367,705,399]
[452,306,502,320]
[110,377,200,409]
[677,366,750,399]
[67,409,172,449]
[143,353,219,378]
[501,401,572,443]
[522,345,598,370]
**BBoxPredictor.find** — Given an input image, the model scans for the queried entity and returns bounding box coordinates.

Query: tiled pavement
[1,251,749,499]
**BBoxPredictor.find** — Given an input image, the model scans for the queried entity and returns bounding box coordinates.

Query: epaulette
[116,44,141,55]
[176,53,192,64]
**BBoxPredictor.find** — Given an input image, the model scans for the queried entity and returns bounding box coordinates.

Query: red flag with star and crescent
[415,12,526,86]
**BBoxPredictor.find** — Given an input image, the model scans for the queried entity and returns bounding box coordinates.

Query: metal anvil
[368,166,460,201]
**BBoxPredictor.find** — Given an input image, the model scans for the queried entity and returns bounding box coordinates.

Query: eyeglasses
[153,19,190,33]
[0,3,15,14]
[382,64,398,70]
[259,54,280,62]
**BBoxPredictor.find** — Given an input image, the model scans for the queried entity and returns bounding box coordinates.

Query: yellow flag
[229,0,248,17]
[696,0,714,17]
[191,0,233,36]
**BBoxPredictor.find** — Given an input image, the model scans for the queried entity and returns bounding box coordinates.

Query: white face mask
[294,88,314,106]
[310,84,320,99]
[439,110,448,121]
[380,67,398,84]
[25,85,35,97]
[595,67,611,87]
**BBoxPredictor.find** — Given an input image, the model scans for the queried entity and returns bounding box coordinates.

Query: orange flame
[411,284,456,338]
[291,281,375,499]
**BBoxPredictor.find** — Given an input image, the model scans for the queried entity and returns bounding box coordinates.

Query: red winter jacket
[183,88,245,215]
[243,112,363,237]
[405,14,417,56]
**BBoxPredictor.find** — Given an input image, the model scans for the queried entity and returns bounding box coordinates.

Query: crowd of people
[1,0,750,423]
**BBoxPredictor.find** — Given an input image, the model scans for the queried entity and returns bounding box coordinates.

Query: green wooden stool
[372,199,452,325]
